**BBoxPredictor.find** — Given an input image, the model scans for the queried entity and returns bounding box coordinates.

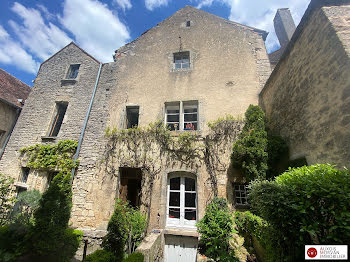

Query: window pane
[169,208,180,219]
[185,193,196,208]
[185,177,195,191]
[184,113,197,122]
[184,107,197,113]
[167,123,179,131]
[182,63,190,69]
[170,177,180,190]
[167,114,179,122]
[169,192,180,207]
[185,209,196,221]
[167,109,179,114]
[175,63,181,69]
[184,122,197,130]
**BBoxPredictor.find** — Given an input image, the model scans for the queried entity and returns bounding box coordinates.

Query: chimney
[273,8,296,48]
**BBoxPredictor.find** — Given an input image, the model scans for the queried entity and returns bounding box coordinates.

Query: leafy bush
[84,249,116,262]
[197,197,238,261]
[0,174,15,225]
[248,164,350,260]
[235,211,283,262]
[103,200,146,261]
[123,252,144,262]
[231,105,268,181]
[10,190,41,225]
[0,224,28,262]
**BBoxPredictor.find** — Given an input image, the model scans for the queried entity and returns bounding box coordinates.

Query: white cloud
[9,2,72,60]
[36,4,55,21]
[114,0,132,11]
[194,0,310,52]
[59,0,130,62]
[0,25,39,74]
[145,0,170,11]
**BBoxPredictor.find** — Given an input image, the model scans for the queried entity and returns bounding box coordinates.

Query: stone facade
[260,1,350,168]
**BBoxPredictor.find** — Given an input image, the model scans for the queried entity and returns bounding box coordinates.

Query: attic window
[174,51,190,69]
[186,21,191,27]
[67,64,80,79]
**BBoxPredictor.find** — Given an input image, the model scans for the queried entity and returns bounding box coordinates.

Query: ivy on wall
[104,116,244,208]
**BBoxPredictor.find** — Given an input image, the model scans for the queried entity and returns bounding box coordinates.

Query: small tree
[231,105,268,181]
[197,197,238,261]
[10,190,41,226]
[0,174,15,225]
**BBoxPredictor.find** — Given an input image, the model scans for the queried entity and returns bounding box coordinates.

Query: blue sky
[0,0,310,86]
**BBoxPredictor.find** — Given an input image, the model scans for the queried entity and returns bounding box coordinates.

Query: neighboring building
[260,0,350,168]
[0,69,31,158]
[0,6,270,260]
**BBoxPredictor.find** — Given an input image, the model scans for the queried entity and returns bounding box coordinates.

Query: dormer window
[67,64,80,79]
[174,52,190,69]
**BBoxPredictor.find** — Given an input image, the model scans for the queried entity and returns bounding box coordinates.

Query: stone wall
[260,4,350,168]
[0,43,100,190]
[0,101,17,149]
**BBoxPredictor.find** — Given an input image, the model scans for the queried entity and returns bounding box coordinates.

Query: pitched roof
[0,68,31,108]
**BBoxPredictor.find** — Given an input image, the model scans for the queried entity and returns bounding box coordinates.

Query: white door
[164,235,197,262]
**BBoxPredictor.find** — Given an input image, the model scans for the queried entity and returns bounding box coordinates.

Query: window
[48,102,68,137]
[20,167,30,183]
[126,106,140,128]
[234,184,249,206]
[165,101,198,131]
[66,64,80,79]
[186,21,191,27]
[174,51,190,69]
[167,174,197,228]
[47,172,58,188]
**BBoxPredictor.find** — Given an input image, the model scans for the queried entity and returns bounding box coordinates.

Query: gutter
[71,63,103,183]
[0,107,21,160]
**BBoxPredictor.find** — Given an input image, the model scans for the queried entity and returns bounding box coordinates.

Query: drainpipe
[0,106,21,160]
[71,63,103,183]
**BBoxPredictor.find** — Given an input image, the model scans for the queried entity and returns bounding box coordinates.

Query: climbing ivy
[19,140,79,174]
[104,116,243,210]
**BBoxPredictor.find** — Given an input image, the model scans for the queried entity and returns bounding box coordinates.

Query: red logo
[307,247,317,258]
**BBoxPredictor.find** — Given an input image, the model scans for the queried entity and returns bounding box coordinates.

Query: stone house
[0,0,349,261]
[0,68,31,159]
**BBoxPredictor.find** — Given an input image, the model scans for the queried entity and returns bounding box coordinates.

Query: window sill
[61,79,77,85]
[164,227,198,237]
[15,182,28,188]
[169,130,202,137]
[41,136,57,141]
[170,68,192,73]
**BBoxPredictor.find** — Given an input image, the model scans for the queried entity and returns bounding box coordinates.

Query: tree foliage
[231,105,268,181]
[0,174,15,225]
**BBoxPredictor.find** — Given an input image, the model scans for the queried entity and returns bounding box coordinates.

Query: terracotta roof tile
[0,68,31,108]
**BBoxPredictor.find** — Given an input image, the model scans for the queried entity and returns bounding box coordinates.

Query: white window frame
[173,51,190,69]
[165,101,198,131]
[166,173,197,228]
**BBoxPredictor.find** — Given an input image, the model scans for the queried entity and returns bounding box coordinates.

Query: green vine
[19,140,79,176]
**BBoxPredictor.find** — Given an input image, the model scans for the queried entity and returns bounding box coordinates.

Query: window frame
[48,102,68,137]
[166,173,197,228]
[233,184,249,207]
[165,101,198,131]
[66,64,80,79]
[173,51,190,70]
[125,106,140,129]
[20,167,30,183]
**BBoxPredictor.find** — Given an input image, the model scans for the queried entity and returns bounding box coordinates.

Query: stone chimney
[273,8,296,48]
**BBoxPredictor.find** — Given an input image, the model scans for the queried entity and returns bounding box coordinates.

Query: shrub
[127,207,147,253]
[10,190,41,225]
[84,249,116,262]
[197,197,238,261]
[0,174,15,225]
[248,164,350,260]
[0,224,28,262]
[235,211,283,262]
[123,252,144,262]
[102,200,130,262]
[231,105,268,181]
